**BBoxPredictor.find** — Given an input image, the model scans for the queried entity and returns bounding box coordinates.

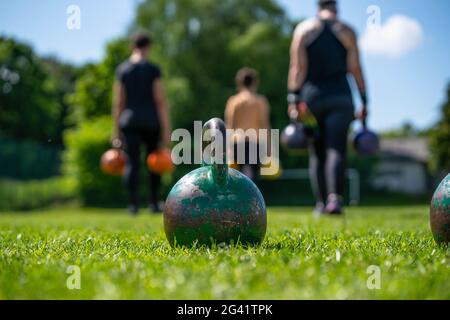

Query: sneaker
[325,194,343,215]
[128,204,139,216]
[313,202,326,216]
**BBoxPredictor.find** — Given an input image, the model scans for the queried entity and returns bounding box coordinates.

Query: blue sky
[0,0,449,131]
[0,0,136,64]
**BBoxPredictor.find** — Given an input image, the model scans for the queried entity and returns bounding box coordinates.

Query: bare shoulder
[226,94,237,106]
[257,94,270,106]
[333,20,357,47]
[293,18,322,41]
[336,20,356,36]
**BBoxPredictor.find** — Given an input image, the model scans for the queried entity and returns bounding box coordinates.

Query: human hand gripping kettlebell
[288,102,310,122]
[356,106,368,124]
[356,90,369,124]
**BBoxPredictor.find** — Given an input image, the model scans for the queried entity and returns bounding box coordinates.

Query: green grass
[0,206,448,300]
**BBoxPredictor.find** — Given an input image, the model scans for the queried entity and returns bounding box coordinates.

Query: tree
[68,0,296,131]
[132,0,294,131]
[65,0,298,138]
[0,36,76,145]
[40,56,78,145]
[68,38,129,122]
[381,121,418,138]
[430,83,450,173]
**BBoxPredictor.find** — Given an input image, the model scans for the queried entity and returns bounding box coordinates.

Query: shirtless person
[225,68,271,181]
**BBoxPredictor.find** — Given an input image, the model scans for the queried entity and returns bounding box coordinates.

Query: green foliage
[381,121,418,138]
[430,84,450,172]
[67,0,294,130]
[63,117,127,206]
[0,36,76,145]
[0,206,448,299]
[68,39,129,122]
[0,177,76,211]
[0,37,76,185]
[40,56,79,143]
[0,136,61,180]
[132,0,294,131]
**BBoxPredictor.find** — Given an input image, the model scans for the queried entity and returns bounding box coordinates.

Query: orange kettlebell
[100,149,127,176]
[147,149,174,174]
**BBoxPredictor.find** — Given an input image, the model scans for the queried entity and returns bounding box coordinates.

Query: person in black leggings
[112,33,171,215]
[287,0,369,214]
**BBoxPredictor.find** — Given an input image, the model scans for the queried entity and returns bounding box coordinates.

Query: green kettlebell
[430,173,450,245]
[164,118,267,247]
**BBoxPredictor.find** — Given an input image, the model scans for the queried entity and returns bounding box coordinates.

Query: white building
[370,138,430,195]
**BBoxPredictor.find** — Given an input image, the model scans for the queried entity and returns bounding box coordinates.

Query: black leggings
[232,141,260,181]
[122,128,161,206]
[308,96,354,203]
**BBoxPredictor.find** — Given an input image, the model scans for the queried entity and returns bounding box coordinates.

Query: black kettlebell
[281,109,309,150]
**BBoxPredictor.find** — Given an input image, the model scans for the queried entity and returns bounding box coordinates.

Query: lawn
[0,206,448,300]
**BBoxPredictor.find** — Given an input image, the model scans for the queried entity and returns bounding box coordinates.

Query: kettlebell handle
[202,118,228,187]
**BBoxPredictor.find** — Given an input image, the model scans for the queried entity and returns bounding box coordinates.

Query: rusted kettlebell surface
[164,118,267,247]
[430,173,450,245]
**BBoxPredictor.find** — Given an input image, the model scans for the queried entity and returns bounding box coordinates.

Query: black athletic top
[302,19,352,104]
[116,61,162,130]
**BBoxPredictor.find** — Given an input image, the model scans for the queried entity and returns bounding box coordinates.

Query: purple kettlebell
[353,119,379,156]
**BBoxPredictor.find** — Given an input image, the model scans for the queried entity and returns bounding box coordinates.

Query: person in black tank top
[303,19,352,101]
[287,0,369,215]
[112,33,172,215]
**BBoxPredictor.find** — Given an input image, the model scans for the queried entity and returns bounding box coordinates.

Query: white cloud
[360,15,424,58]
